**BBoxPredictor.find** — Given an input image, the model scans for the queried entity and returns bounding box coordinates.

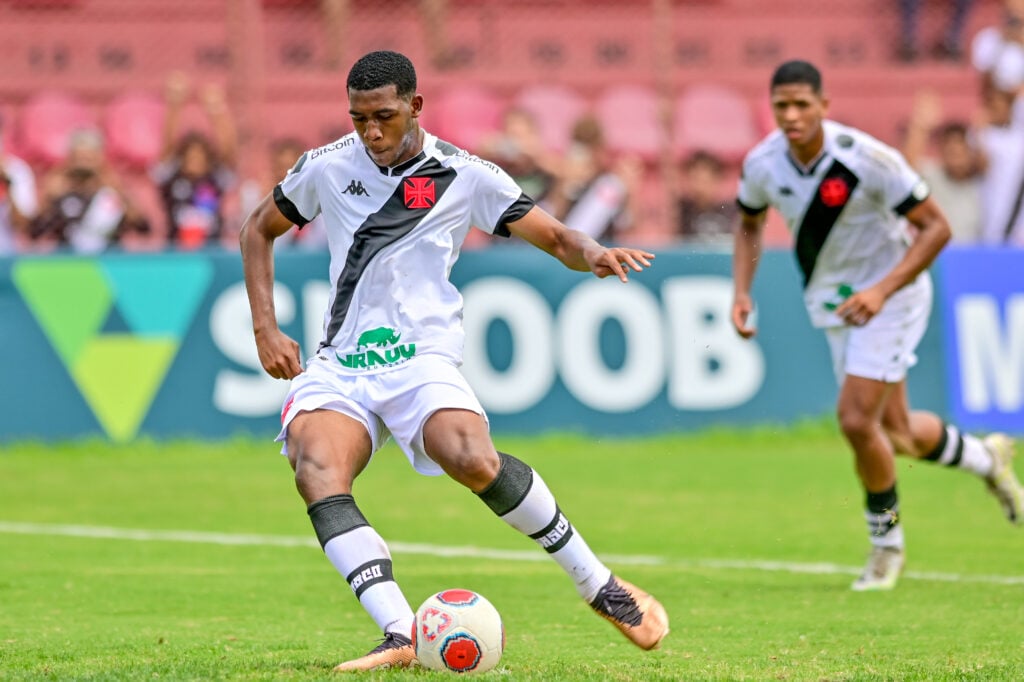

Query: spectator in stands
[971,0,1024,91]
[30,128,150,253]
[322,0,458,71]
[675,150,737,246]
[975,83,1024,244]
[0,113,38,255]
[896,0,975,62]
[478,107,559,204]
[152,71,237,250]
[543,115,638,244]
[901,90,983,243]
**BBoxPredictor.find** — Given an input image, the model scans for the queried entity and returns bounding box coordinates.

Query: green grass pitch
[1,422,1022,680]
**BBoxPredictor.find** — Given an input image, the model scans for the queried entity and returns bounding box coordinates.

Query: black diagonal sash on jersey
[321,158,457,347]
[794,159,860,287]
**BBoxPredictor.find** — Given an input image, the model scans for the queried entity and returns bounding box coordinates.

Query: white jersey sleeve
[736,151,772,215]
[457,152,533,236]
[858,137,929,215]
[274,145,326,226]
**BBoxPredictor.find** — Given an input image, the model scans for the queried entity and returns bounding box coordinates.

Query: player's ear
[820,93,830,115]
[409,93,424,119]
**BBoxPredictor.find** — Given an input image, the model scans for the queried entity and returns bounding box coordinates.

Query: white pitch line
[2,520,1022,587]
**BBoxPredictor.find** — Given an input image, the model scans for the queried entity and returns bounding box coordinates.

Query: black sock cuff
[923,424,950,462]
[866,484,899,514]
[477,452,533,516]
[346,559,395,599]
[528,505,575,553]
[307,494,369,549]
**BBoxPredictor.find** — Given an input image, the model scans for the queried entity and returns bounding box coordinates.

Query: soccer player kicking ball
[239,50,668,671]
[732,60,1024,592]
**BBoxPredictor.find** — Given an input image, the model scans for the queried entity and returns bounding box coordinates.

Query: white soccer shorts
[276,352,487,476]
[824,277,932,385]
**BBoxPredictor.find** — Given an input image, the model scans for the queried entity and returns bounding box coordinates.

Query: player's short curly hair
[347,50,417,98]
[770,60,822,94]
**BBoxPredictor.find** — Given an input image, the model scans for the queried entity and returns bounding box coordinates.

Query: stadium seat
[594,84,664,163]
[16,90,96,166]
[104,92,165,170]
[511,83,589,155]
[424,84,506,154]
[263,101,352,148]
[754,96,775,137]
[672,83,759,164]
[0,104,20,158]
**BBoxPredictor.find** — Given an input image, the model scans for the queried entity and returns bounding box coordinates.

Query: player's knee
[838,406,874,442]
[441,446,500,491]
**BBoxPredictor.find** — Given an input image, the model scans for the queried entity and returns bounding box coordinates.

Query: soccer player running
[732,60,1024,591]
[239,50,668,671]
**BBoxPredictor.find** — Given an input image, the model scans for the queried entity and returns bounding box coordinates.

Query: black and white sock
[922,424,993,478]
[477,452,611,602]
[308,494,414,636]
[865,484,904,548]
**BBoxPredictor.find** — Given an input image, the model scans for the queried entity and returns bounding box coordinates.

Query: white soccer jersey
[275,131,533,373]
[737,120,931,328]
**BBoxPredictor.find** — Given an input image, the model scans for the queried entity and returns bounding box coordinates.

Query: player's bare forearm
[875,197,951,299]
[508,206,653,282]
[239,193,305,379]
[732,211,765,298]
[240,196,287,333]
[731,211,765,338]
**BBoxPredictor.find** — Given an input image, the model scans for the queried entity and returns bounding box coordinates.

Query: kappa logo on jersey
[404,176,436,209]
[819,177,850,208]
[337,326,416,369]
[342,180,370,197]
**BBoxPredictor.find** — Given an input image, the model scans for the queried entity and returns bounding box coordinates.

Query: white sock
[928,425,993,478]
[324,526,415,636]
[865,486,903,549]
[497,471,612,601]
[960,433,995,478]
[867,520,905,549]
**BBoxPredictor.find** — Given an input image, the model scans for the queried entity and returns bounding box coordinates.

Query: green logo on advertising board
[12,257,212,442]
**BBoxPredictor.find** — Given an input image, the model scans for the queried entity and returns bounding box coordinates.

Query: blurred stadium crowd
[2,0,1024,255]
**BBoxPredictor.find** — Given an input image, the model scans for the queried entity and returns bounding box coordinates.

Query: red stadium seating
[104,91,165,170]
[595,84,664,163]
[673,83,759,164]
[511,83,589,155]
[15,90,96,166]
[424,84,505,153]
[0,104,19,158]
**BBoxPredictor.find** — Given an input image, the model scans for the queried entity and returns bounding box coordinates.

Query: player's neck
[391,128,425,168]
[788,134,825,168]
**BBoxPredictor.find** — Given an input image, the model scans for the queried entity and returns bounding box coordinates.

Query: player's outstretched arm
[506,205,653,282]
[239,193,304,379]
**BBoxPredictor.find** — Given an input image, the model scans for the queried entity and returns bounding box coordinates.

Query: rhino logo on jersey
[339,327,416,370]
[357,326,401,350]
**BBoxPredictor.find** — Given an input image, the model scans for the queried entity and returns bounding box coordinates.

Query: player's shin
[475,452,611,601]
[307,494,415,636]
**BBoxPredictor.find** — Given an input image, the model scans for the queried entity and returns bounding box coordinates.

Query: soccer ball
[412,588,504,674]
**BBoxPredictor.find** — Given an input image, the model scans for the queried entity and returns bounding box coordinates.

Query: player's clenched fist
[255,328,303,379]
